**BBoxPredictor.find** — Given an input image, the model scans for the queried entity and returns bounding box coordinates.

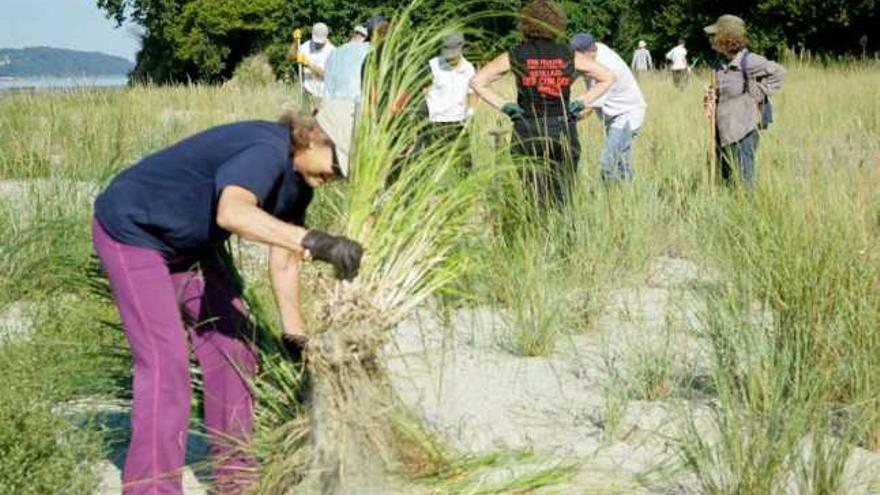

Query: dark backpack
[741,50,774,130]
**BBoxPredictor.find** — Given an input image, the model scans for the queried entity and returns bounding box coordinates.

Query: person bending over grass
[92,103,363,494]
[703,15,785,189]
[471,0,615,209]
[570,33,647,183]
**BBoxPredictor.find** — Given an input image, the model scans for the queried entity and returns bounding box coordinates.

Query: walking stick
[707,68,718,187]
[487,121,507,234]
[293,28,304,104]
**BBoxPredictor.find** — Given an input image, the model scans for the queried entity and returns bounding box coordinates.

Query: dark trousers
[387,121,470,187]
[511,116,581,209]
[672,69,688,90]
[719,130,759,189]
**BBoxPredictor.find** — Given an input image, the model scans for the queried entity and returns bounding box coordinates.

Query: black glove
[281,333,308,362]
[302,230,364,281]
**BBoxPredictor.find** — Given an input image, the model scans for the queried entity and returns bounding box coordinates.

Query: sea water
[0,75,128,91]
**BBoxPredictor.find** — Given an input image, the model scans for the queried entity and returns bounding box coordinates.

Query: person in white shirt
[571,34,647,182]
[404,32,477,180]
[665,39,689,90]
[350,24,368,44]
[426,33,477,125]
[631,40,653,77]
[289,22,336,105]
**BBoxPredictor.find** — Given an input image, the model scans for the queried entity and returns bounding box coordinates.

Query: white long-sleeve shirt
[631,48,653,72]
[665,44,688,70]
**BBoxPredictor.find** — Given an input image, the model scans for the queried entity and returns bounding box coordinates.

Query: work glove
[568,100,586,118]
[281,333,308,362]
[703,87,717,119]
[501,102,525,121]
[295,53,309,65]
[302,230,364,281]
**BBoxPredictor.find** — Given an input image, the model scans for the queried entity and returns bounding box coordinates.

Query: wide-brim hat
[315,99,359,177]
[704,15,746,38]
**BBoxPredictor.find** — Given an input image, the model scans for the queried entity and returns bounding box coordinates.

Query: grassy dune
[0,56,878,493]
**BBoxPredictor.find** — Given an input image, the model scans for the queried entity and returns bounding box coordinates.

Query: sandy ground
[8,254,875,494]
[2,181,875,494]
[385,256,710,494]
[0,301,34,342]
[95,455,208,495]
[385,256,880,494]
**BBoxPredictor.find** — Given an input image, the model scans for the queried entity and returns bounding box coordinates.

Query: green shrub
[229,53,278,89]
[0,395,101,495]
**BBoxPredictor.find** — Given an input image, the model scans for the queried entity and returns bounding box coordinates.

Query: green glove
[568,99,586,118]
[501,103,525,121]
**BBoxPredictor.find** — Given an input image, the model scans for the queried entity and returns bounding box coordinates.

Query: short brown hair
[519,0,567,41]
[278,110,322,152]
[711,31,747,57]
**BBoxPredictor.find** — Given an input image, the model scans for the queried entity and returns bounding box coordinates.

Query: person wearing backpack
[703,15,784,189]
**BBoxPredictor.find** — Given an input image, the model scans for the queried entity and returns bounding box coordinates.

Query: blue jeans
[600,122,636,183]
[719,130,759,189]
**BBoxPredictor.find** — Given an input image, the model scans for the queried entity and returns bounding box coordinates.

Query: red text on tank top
[521,58,572,98]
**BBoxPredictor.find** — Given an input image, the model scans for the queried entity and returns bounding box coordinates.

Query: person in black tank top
[509,39,576,120]
[472,0,616,209]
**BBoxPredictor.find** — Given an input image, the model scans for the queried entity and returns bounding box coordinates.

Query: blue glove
[568,100,586,118]
[501,103,525,121]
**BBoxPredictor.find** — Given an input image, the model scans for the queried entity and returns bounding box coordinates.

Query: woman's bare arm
[269,246,307,338]
[216,186,307,255]
[471,52,511,111]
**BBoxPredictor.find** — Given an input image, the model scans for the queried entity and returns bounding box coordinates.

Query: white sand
[385,256,880,494]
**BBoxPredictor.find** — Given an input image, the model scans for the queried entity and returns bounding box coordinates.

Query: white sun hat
[315,99,359,177]
[312,22,330,43]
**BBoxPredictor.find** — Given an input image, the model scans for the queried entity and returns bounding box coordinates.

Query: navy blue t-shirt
[94,121,313,256]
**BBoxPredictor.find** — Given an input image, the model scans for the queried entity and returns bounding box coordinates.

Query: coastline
[0,74,129,93]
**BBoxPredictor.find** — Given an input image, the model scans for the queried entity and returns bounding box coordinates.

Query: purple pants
[92,219,258,494]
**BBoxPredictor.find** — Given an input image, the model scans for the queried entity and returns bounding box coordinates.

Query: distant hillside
[0,47,133,78]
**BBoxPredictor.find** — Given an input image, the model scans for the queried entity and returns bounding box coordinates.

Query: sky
[0,0,140,61]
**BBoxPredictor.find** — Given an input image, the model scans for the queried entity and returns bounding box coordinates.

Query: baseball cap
[570,33,597,53]
[365,15,389,39]
[315,99,359,177]
[312,22,330,43]
[704,15,746,37]
[353,25,368,38]
[441,33,465,60]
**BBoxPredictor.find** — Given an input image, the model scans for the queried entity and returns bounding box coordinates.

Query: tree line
[96,0,879,84]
